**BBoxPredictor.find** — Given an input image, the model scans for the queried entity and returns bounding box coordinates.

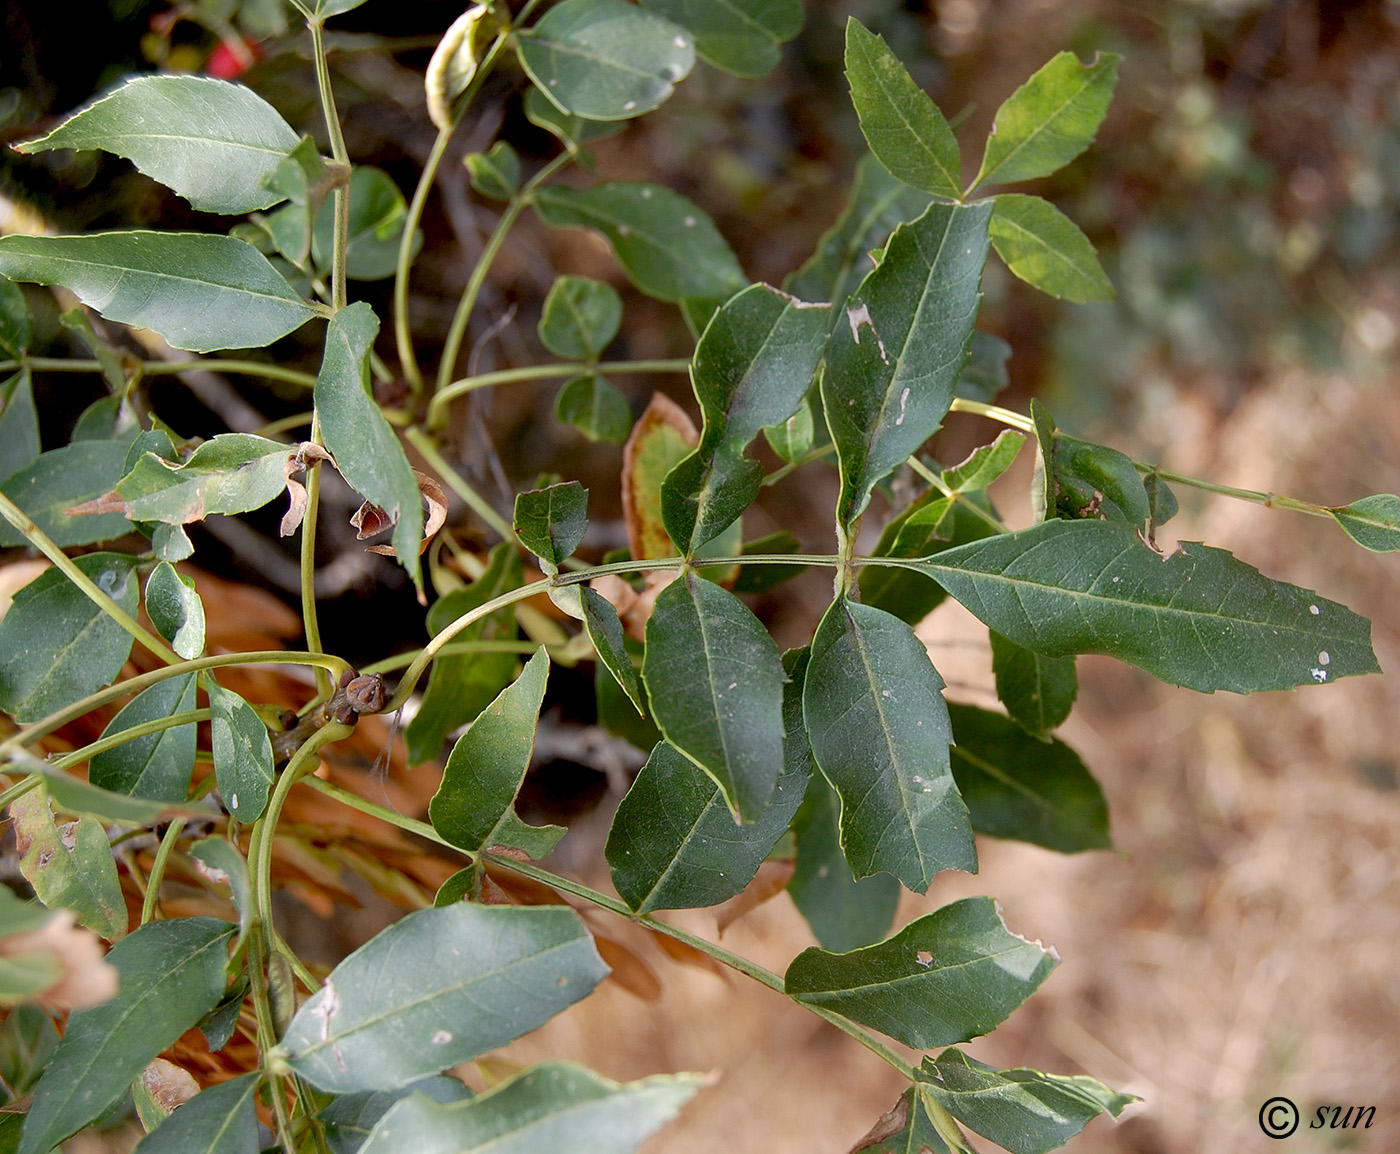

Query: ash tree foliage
[0,2,1392,1153]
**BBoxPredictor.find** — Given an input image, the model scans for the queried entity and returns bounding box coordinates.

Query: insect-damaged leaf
[10,788,126,941]
[277,905,608,1094]
[643,570,785,821]
[1030,400,1149,528]
[315,303,423,590]
[358,1062,702,1154]
[786,897,1057,1048]
[517,0,695,121]
[18,918,234,1154]
[918,1049,1136,1154]
[0,553,139,723]
[803,596,975,892]
[0,232,318,353]
[910,518,1380,693]
[849,1086,953,1154]
[949,704,1109,853]
[823,200,991,526]
[662,283,828,552]
[429,650,564,860]
[144,563,205,660]
[15,74,300,216]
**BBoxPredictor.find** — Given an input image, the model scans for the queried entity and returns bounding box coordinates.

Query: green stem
[49,710,210,772]
[256,412,314,438]
[948,398,1034,432]
[404,425,516,543]
[246,926,297,1150]
[0,358,318,390]
[762,443,837,488]
[0,651,348,761]
[0,775,42,809]
[140,818,187,925]
[428,359,691,428]
[432,151,577,399]
[906,457,1008,534]
[301,417,332,698]
[1139,465,1332,518]
[360,639,546,676]
[0,492,179,666]
[307,17,351,313]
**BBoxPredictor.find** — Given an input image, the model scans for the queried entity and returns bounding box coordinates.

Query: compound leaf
[822,200,991,526]
[18,917,234,1154]
[845,19,962,200]
[912,518,1380,692]
[278,905,608,1094]
[517,0,694,121]
[642,570,785,821]
[786,896,1057,1048]
[15,75,300,216]
[0,232,317,353]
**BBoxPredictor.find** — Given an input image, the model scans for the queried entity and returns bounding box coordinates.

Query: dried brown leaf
[715,859,796,935]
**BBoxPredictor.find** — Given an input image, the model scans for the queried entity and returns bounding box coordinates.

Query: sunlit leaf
[911,518,1380,692]
[918,1049,1136,1154]
[1331,493,1400,553]
[518,0,695,121]
[0,232,318,353]
[943,430,1025,494]
[278,905,608,1093]
[803,596,975,892]
[989,194,1113,302]
[845,19,962,200]
[850,1087,954,1154]
[358,1062,701,1154]
[787,897,1057,1047]
[0,553,140,723]
[427,4,490,130]
[18,917,234,1154]
[14,75,300,215]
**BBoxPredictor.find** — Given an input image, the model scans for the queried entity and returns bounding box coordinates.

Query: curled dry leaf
[715,859,796,935]
[589,571,677,642]
[354,470,449,556]
[0,909,118,1010]
[140,1057,201,1114]
[623,393,698,563]
[279,441,336,537]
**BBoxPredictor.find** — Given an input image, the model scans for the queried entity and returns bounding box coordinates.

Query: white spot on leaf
[1309,604,1320,615]
[431,1029,453,1045]
[1318,651,1330,666]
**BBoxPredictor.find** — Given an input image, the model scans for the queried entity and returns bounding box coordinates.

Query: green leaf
[0,1003,59,1097]
[0,553,140,723]
[144,563,205,660]
[662,284,828,552]
[316,303,423,590]
[429,650,564,860]
[858,492,992,623]
[31,766,204,825]
[513,483,588,571]
[579,585,646,713]
[762,392,814,464]
[943,430,1025,493]
[0,368,40,480]
[955,330,1012,403]
[317,0,369,17]
[1031,401,1149,527]
[803,597,976,892]
[278,905,608,1093]
[1331,493,1400,552]
[844,20,962,200]
[554,374,632,443]
[787,896,1057,1047]
[918,1049,1136,1154]
[0,232,318,353]
[405,545,522,765]
[190,837,253,949]
[467,142,522,200]
[88,675,199,801]
[0,441,135,548]
[321,1078,473,1154]
[607,648,811,913]
[15,75,300,216]
[131,1072,259,1154]
[18,917,234,1154]
[912,518,1381,692]
[640,0,802,78]
[207,683,275,823]
[788,772,900,952]
[101,433,290,526]
[358,1062,701,1154]
[642,570,785,821]
[949,704,1108,853]
[989,194,1112,302]
[0,275,34,358]
[988,630,1076,739]
[312,168,419,282]
[517,0,695,121]
[822,200,992,525]
[539,276,622,360]
[973,52,1120,190]
[850,1087,952,1154]
[533,183,746,303]
[523,87,625,148]
[11,788,126,940]
[784,153,933,316]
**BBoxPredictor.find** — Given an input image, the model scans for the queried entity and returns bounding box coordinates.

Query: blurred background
[3,1,1399,1151]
